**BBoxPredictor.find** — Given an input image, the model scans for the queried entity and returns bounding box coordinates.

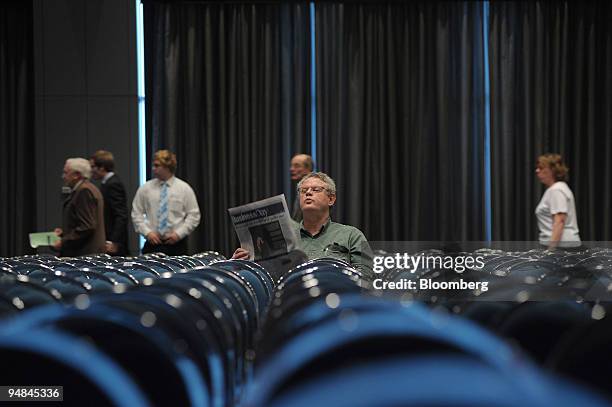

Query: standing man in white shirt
[131,150,201,255]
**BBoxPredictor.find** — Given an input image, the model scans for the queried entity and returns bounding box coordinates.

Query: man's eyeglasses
[298,186,327,194]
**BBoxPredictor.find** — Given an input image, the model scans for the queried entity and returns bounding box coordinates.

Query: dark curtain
[144,1,311,256]
[315,1,486,242]
[0,1,35,257]
[489,1,612,241]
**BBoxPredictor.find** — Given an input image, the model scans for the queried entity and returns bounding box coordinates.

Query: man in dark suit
[289,154,313,222]
[53,158,106,257]
[90,150,130,256]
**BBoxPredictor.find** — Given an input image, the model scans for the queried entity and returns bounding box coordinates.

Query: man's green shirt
[294,218,373,277]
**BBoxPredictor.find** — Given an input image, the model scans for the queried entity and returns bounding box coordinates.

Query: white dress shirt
[102,172,114,184]
[131,176,201,240]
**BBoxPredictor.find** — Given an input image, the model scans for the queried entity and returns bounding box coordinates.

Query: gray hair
[66,158,92,179]
[297,172,337,195]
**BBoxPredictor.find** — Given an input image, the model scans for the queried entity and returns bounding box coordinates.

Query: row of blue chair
[0,253,273,407]
[247,257,612,407]
[2,250,612,406]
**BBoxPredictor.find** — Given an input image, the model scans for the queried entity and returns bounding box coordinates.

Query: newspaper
[228,194,299,260]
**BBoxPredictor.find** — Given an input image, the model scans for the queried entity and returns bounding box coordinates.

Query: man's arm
[348,228,373,279]
[131,186,153,237]
[61,189,98,250]
[174,184,201,239]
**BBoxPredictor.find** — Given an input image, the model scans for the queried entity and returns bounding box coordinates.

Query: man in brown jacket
[53,158,106,257]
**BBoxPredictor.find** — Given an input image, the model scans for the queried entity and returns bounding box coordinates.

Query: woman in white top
[535,154,581,248]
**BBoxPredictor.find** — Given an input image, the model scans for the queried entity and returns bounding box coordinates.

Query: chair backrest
[0,327,151,407]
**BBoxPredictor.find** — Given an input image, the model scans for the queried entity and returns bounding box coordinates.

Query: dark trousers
[109,243,129,257]
[142,238,188,256]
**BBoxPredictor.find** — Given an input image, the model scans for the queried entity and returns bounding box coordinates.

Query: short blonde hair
[537,153,568,182]
[154,150,177,173]
[66,158,92,179]
[297,172,337,195]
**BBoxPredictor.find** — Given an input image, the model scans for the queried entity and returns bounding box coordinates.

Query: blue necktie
[158,181,169,234]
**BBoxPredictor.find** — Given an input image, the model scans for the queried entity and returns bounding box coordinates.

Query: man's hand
[53,239,62,251]
[231,248,250,260]
[163,232,181,245]
[105,241,119,254]
[146,232,163,245]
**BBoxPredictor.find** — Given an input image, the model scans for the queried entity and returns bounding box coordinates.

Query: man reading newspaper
[231,172,372,278]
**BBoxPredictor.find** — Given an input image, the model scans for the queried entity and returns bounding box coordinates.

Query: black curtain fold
[489,0,612,241]
[315,1,486,242]
[0,1,35,257]
[144,1,311,256]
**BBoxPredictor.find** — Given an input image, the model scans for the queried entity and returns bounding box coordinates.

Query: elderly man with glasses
[233,172,372,277]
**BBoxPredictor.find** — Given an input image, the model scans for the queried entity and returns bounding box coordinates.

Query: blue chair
[236,268,271,317]
[250,297,530,405]
[278,263,362,289]
[115,262,160,283]
[498,301,591,364]
[86,266,140,285]
[0,267,16,277]
[0,326,151,406]
[212,260,274,300]
[548,316,612,400]
[130,259,177,273]
[260,355,611,407]
[181,268,259,334]
[0,274,62,309]
[12,263,55,275]
[27,272,91,299]
[139,278,241,404]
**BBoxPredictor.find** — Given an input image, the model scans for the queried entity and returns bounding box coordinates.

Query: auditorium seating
[0,251,265,406]
[0,248,611,406]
